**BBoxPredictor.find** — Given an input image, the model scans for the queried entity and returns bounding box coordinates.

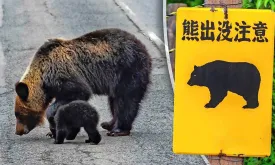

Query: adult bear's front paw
[46,132,54,138]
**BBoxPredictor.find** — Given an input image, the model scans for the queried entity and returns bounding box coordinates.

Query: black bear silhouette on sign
[187,60,261,109]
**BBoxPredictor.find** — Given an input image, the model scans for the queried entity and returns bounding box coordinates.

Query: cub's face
[187,65,204,86]
[14,82,45,135]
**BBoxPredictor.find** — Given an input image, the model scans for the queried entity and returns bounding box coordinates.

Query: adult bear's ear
[15,82,29,101]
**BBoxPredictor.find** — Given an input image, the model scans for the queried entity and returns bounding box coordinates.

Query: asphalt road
[0,0,205,164]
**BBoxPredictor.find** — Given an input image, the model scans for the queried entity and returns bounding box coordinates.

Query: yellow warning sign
[173,7,274,157]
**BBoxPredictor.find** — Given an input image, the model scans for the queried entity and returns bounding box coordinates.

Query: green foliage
[243,0,275,160]
[243,127,275,165]
[167,0,204,7]
[167,0,185,3]
[167,0,275,9]
[242,0,275,10]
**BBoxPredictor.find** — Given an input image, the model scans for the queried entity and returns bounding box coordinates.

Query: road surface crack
[0,88,14,96]
[4,46,36,53]
[43,1,56,19]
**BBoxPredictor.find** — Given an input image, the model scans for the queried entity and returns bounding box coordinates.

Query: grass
[167,0,204,7]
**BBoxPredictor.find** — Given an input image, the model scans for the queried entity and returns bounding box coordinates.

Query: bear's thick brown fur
[14,28,152,136]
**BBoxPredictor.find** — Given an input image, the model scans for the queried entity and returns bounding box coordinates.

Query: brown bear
[14,28,152,137]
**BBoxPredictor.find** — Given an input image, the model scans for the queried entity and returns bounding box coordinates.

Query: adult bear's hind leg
[106,96,139,136]
[101,97,116,131]
[107,65,150,136]
[107,87,145,137]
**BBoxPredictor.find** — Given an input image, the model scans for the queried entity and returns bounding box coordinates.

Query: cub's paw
[91,133,101,144]
[85,134,101,145]
[85,139,96,144]
[85,139,91,143]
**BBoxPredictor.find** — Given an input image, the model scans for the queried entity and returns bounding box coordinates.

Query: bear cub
[46,100,101,144]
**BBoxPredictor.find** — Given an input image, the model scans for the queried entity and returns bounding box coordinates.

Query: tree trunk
[167,3,187,79]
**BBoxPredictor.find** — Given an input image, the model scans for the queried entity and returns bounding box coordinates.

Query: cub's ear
[194,65,198,69]
[15,82,29,101]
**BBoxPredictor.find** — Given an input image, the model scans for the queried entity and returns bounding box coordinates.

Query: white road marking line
[162,0,174,91]
[0,0,3,27]
[117,1,136,17]
[0,0,5,87]
[114,0,166,56]
[0,42,6,86]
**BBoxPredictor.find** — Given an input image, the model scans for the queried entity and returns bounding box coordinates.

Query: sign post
[173,7,274,157]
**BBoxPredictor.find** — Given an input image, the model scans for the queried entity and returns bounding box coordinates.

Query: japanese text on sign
[182,20,268,42]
